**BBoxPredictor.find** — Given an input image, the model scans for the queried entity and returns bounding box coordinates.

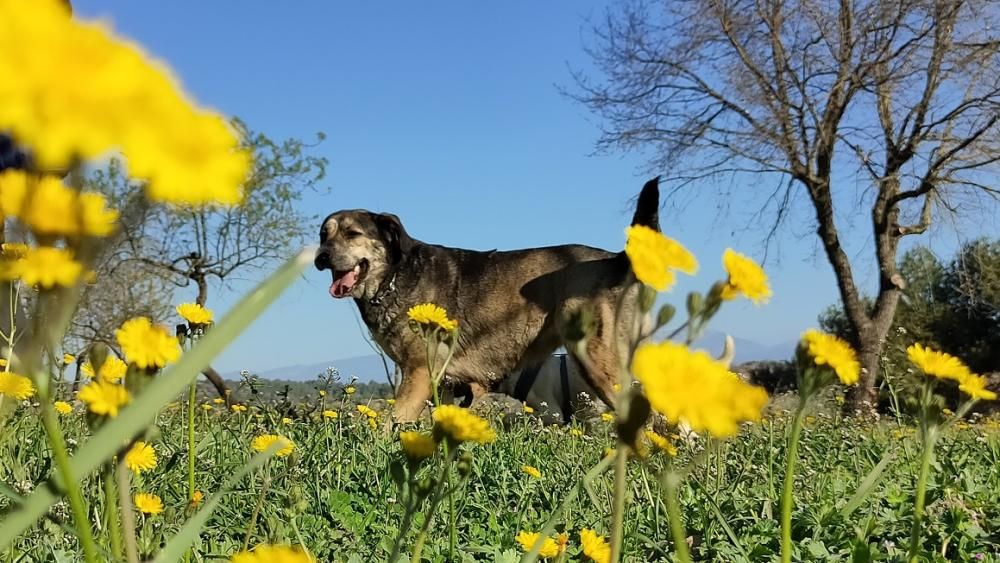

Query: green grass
[2,391,1000,562]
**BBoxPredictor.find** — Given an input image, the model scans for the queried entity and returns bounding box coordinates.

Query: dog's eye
[345,230,363,239]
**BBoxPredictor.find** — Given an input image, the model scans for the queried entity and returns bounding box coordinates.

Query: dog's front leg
[393,365,432,423]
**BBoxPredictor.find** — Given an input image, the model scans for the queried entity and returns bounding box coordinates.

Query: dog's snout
[314,250,330,271]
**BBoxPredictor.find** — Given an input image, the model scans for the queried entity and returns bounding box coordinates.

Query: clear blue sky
[74,1,998,375]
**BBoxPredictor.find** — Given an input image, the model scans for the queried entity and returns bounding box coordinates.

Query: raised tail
[630,176,660,231]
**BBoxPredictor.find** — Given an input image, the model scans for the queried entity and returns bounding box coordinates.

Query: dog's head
[313,210,414,300]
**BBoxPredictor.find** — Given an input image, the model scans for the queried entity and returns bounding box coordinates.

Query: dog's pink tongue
[329,269,359,298]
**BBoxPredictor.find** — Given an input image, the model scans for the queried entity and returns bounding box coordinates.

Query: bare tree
[87,118,328,397]
[571,0,1000,410]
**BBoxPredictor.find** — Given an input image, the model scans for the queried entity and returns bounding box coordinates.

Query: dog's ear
[372,212,415,265]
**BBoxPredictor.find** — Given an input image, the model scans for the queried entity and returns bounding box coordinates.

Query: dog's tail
[630,176,660,231]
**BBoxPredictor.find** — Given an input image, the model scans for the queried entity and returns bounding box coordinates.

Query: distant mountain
[223,330,793,383]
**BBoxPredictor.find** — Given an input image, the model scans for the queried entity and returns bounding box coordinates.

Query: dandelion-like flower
[176,303,213,325]
[81,355,128,384]
[515,531,560,559]
[62,353,75,365]
[632,341,768,439]
[523,405,534,414]
[400,431,437,461]
[0,372,35,400]
[720,248,772,304]
[116,317,181,369]
[133,493,163,515]
[907,343,972,382]
[624,225,698,292]
[322,409,337,419]
[231,404,247,413]
[125,441,157,474]
[644,430,678,456]
[357,404,378,419]
[580,529,611,563]
[959,374,997,401]
[521,465,542,479]
[229,544,315,563]
[407,303,458,332]
[801,329,860,385]
[344,386,356,395]
[251,434,295,457]
[54,401,73,415]
[601,412,615,423]
[432,405,496,444]
[190,490,204,506]
[0,171,118,237]
[0,246,83,288]
[78,380,130,417]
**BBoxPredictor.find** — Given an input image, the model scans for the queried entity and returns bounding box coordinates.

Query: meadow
[3,383,1000,562]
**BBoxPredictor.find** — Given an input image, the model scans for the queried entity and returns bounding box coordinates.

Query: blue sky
[73,1,998,376]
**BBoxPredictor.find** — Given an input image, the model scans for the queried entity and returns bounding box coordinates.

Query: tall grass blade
[840,450,894,519]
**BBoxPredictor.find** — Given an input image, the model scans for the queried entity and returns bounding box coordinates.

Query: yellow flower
[0,372,35,400]
[251,434,294,457]
[190,490,204,506]
[720,248,772,304]
[801,329,860,386]
[231,404,247,413]
[344,386,356,395]
[0,243,27,259]
[116,317,181,369]
[133,493,163,515]
[523,405,535,414]
[515,531,560,559]
[407,303,458,332]
[54,401,73,415]
[580,529,611,563]
[624,225,698,292]
[0,246,83,288]
[357,404,378,419]
[281,417,292,424]
[322,409,337,419]
[213,397,225,405]
[644,430,678,456]
[62,353,75,365]
[78,380,130,417]
[570,428,584,437]
[432,405,496,444]
[601,412,615,423]
[318,390,326,397]
[907,343,972,382]
[0,0,252,206]
[201,404,213,411]
[632,341,768,439]
[125,441,157,474]
[399,431,437,461]
[81,355,128,384]
[0,171,118,237]
[521,465,542,479]
[229,544,315,563]
[959,374,997,401]
[386,398,396,405]
[176,303,213,325]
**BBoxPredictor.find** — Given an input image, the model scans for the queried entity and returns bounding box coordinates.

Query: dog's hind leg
[393,366,433,423]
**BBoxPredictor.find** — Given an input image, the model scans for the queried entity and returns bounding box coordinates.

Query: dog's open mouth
[329,259,369,298]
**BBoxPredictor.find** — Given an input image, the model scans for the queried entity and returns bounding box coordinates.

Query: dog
[313,177,661,423]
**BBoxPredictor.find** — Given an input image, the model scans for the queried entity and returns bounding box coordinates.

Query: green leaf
[841,450,894,519]
[151,445,281,563]
[0,248,312,550]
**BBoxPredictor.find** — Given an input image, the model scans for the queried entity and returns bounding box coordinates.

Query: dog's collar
[368,272,397,306]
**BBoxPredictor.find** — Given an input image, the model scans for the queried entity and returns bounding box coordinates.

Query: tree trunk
[191,272,230,403]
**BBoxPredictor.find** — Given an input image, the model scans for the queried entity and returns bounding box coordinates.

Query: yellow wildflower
[601,412,615,423]
[78,380,129,417]
[632,341,768,439]
[229,544,314,563]
[0,243,27,259]
[580,529,611,563]
[624,225,698,291]
[406,303,458,332]
[0,0,252,205]
[0,171,118,237]
[281,417,292,424]
[357,404,378,419]
[213,397,225,405]
[1,246,83,288]
[318,390,326,397]
[959,374,997,401]
[907,343,972,382]
[344,386,356,395]
[386,398,396,405]
[521,465,542,479]
[190,490,204,506]
[644,430,678,456]
[570,428,584,437]
[322,409,337,419]
[720,248,771,304]
[251,434,294,457]
[125,441,157,474]
[801,329,860,385]
[62,353,75,365]
[0,372,35,400]
[176,302,213,325]
[231,404,247,413]
[432,405,496,444]
[515,531,560,559]
[201,404,213,411]
[116,317,181,369]
[523,405,535,414]
[399,431,437,461]
[54,401,73,415]
[81,355,128,384]
[133,493,163,515]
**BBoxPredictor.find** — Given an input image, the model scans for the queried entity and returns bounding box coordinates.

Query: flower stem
[907,425,937,562]
[39,398,99,563]
[116,460,140,563]
[662,471,692,563]
[185,379,196,563]
[609,445,629,563]
[409,448,457,563]
[103,463,123,561]
[780,401,808,563]
[242,473,272,552]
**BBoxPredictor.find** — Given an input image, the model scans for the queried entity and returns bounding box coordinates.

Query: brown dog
[313,178,661,423]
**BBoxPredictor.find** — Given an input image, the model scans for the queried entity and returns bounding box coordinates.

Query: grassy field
[3,387,999,562]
